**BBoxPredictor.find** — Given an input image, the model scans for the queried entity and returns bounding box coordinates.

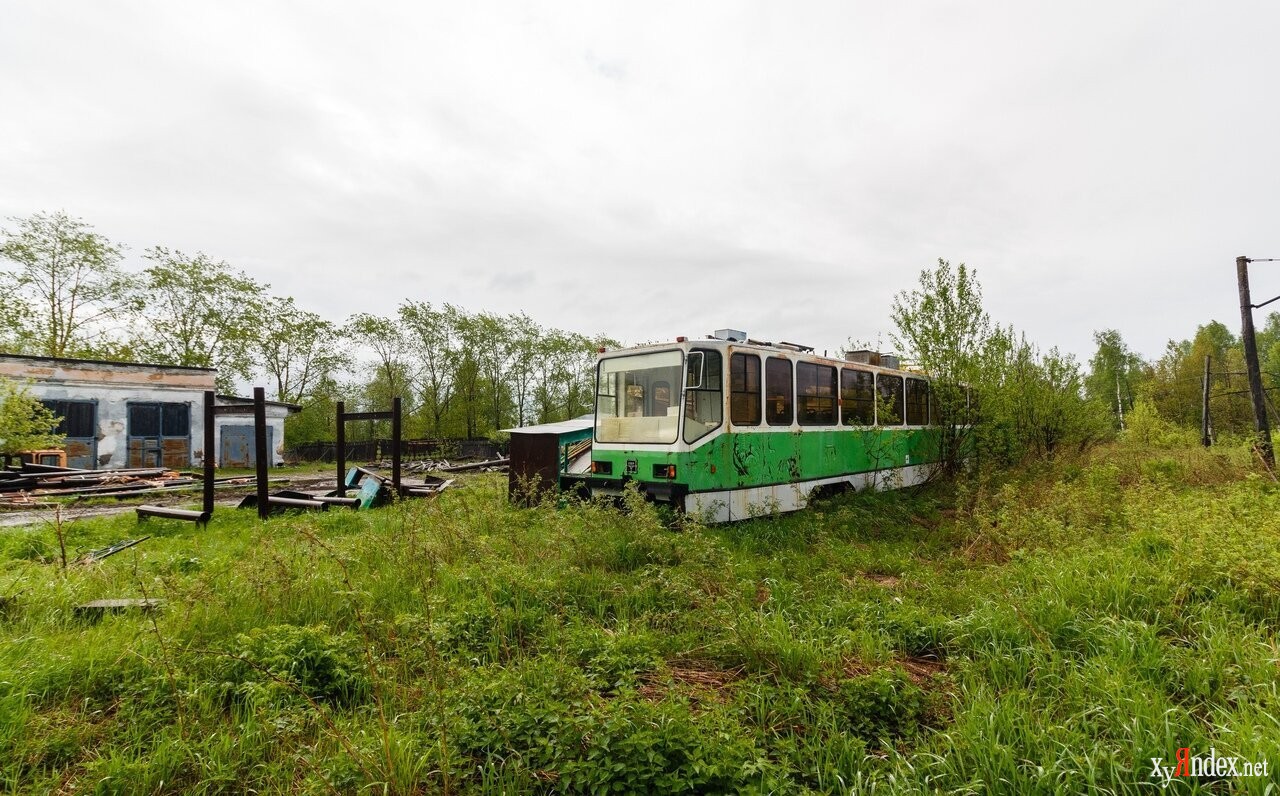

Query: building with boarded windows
[0,354,296,469]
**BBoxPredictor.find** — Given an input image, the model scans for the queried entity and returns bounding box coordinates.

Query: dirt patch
[639,661,743,704]
[840,655,947,685]
[898,656,947,684]
[864,573,901,588]
[754,582,772,605]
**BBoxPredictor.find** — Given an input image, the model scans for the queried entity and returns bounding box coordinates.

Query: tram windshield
[595,350,683,443]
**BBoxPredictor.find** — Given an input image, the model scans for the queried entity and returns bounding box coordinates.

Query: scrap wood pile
[0,463,208,506]
[366,458,510,474]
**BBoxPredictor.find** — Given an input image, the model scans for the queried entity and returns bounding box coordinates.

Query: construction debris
[137,505,210,525]
[363,458,510,474]
[0,463,196,500]
[367,459,453,473]
[237,492,331,514]
[76,537,152,564]
[436,458,510,473]
[340,466,454,507]
[74,598,162,619]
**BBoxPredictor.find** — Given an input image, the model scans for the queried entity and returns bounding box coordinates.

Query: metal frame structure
[136,388,272,524]
[335,397,402,498]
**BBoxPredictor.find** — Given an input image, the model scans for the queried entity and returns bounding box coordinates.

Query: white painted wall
[212,403,291,466]
[0,356,295,470]
[31,381,209,468]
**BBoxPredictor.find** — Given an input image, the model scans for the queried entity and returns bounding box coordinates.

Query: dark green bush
[224,623,370,707]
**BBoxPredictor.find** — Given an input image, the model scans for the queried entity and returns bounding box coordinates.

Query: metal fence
[286,438,504,464]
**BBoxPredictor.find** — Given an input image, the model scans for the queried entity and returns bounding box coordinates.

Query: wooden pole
[391,396,402,496]
[335,400,346,497]
[1201,355,1212,447]
[254,387,269,520]
[1238,256,1274,466]
[203,391,215,515]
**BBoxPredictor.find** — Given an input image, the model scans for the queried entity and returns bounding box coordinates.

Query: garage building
[0,353,297,469]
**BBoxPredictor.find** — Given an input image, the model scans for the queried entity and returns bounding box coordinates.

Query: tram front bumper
[580,476,687,505]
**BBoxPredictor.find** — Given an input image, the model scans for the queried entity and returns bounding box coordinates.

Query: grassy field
[1,442,1279,794]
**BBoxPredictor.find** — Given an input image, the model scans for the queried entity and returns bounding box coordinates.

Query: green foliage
[980,335,1112,461]
[350,301,614,441]
[1085,328,1146,428]
[130,246,266,389]
[0,290,38,353]
[254,295,344,404]
[0,378,63,455]
[346,311,413,423]
[893,259,1111,469]
[1146,320,1256,437]
[1124,398,1198,448]
[284,379,342,447]
[0,211,132,358]
[224,623,371,707]
[832,668,933,740]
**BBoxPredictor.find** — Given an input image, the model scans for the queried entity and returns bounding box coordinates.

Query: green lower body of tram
[581,426,943,523]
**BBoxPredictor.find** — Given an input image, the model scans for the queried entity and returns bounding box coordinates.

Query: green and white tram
[580,330,944,522]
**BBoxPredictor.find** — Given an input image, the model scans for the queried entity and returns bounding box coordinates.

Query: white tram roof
[597,338,927,378]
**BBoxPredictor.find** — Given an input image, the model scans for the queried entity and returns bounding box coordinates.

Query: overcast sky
[3,2,1277,363]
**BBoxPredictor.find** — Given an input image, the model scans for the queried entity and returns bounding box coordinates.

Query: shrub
[223,623,370,707]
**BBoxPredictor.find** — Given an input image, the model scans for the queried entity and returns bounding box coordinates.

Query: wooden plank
[162,438,189,471]
[74,598,162,619]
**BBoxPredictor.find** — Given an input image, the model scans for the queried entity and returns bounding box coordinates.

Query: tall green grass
[0,440,1277,793]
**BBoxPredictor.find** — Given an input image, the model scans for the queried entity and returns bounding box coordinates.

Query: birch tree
[0,212,132,357]
[255,296,345,404]
[132,247,264,389]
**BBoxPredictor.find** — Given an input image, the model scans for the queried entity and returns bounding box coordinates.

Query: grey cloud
[2,1,1277,364]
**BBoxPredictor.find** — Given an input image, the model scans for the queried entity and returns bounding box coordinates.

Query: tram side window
[765,357,793,426]
[730,353,761,425]
[905,378,928,425]
[841,368,874,425]
[797,362,837,425]
[684,349,723,443]
[876,374,904,425]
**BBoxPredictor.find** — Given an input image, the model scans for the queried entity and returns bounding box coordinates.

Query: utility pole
[1237,256,1274,467]
[1201,355,1211,447]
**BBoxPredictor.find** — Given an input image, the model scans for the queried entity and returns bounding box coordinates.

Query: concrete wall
[1,355,217,470]
[1,356,299,469]
[212,403,291,466]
